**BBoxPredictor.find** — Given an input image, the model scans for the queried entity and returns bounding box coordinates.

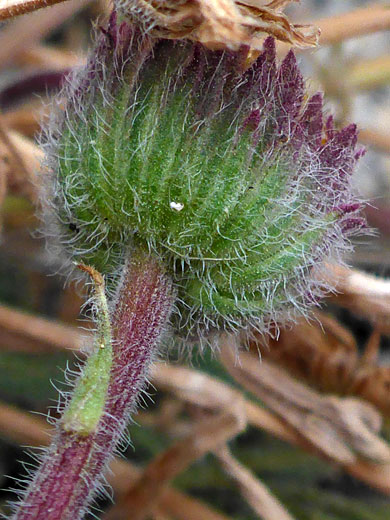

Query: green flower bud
[42,13,365,342]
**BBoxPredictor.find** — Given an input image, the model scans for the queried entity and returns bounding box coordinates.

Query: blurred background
[0,1,390,519]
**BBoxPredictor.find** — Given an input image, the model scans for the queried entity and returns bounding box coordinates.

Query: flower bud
[43,13,365,342]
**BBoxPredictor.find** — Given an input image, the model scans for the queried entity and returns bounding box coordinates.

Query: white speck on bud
[170,201,184,212]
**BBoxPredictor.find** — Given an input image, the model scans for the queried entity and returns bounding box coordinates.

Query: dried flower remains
[120,0,319,50]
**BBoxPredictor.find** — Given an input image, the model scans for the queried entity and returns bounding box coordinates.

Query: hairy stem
[13,249,174,520]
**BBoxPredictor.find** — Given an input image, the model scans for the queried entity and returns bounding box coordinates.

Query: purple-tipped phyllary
[13,9,366,520]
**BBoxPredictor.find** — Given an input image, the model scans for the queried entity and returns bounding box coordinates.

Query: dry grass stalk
[151,361,244,410]
[0,401,53,446]
[0,300,303,449]
[0,303,84,352]
[216,445,296,520]
[345,461,390,496]
[317,4,390,45]
[0,402,233,520]
[0,0,91,68]
[347,54,390,91]
[136,398,196,440]
[152,361,302,446]
[244,399,300,445]
[151,360,390,497]
[277,4,390,55]
[124,0,318,50]
[105,357,247,520]
[56,282,86,324]
[150,362,390,494]
[3,307,390,496]
[106,458,236,520]
[17,44,84,69]
[0,138,9,217]
[105,412,245,520]
[150,514,169,520]
[325,263,390,332]
[0,0,71,21]
[358,128,390,155]
[361,327,382,365]
[218,355,390,496]
[0,127,43,200]
[1,104,48,138]
[0,123,42,200]
[156,486,232,520]
[5,301,390,491]
[220,346,390,465]
[4,300,390,492]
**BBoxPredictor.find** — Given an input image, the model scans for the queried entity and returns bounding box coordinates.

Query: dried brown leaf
[254,311,390,420]
[256,312,359,396]
[221,345,390,465]
[124,0,318,50]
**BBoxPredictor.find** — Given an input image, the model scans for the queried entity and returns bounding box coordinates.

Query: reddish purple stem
[13,251,174,520]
